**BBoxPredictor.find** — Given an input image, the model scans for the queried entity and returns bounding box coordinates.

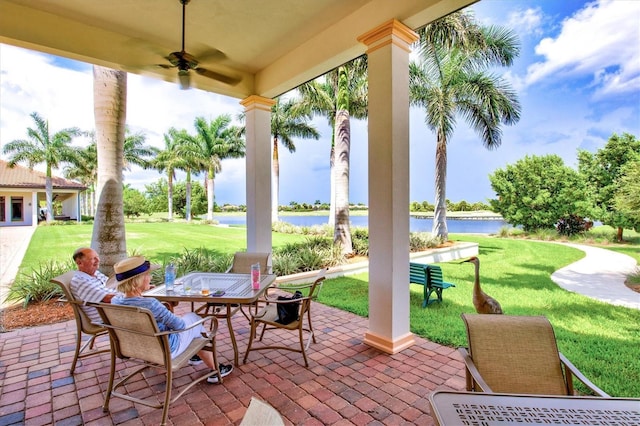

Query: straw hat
[107,256,160,288]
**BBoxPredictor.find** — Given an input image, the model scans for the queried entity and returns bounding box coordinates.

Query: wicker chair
[92,303,222,426]
[243,269,326,367]
[50,271,110,374]
[458,313,609,396]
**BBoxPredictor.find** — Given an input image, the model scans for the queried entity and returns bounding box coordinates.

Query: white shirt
[70,270,115,324]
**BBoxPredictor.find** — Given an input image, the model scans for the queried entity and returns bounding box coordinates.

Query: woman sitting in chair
[111,256,233,383]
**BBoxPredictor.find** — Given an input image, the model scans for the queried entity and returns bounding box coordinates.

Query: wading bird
[464,256,503,314]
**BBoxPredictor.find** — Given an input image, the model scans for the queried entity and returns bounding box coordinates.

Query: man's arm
[102,293,115,303]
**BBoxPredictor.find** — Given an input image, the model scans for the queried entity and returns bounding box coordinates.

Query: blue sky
[1,0,638,206]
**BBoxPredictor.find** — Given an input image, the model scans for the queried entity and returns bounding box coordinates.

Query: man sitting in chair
[70,247,118,325]
[111,256,233,383]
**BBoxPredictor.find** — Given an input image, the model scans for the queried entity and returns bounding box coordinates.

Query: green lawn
[18,223,640,397]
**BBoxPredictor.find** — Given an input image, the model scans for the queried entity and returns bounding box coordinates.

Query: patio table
[144,272,276,366]
[428,391,640,426]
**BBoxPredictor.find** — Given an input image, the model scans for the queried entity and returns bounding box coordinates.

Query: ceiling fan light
[178,69,190,90]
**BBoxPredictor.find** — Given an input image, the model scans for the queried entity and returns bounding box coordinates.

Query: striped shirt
[70,270,116,324]
[112,295,185,353]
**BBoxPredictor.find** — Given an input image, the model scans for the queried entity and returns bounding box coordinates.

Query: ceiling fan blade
[195,67,241,85]
[195,47,226,63]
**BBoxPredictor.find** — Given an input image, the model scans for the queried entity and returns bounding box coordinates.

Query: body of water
[214,215,509,234]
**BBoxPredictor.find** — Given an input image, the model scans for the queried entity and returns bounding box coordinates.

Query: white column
[358,20,418,354]
[240,95,275,253]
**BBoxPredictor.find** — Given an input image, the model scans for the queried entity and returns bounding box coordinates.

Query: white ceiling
[0,0,475,99]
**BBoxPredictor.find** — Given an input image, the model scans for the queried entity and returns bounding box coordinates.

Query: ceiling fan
[158,0,240,89]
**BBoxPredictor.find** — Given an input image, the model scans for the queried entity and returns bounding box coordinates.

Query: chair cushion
[462,314,568,395]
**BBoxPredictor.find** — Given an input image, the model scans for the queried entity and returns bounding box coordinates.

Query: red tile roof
[0,160,86,190]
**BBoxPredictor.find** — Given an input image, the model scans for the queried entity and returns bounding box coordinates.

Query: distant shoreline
[213,210,504,220]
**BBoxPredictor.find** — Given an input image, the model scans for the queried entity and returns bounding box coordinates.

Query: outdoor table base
[428,391,640,426]
[144,272,276,366]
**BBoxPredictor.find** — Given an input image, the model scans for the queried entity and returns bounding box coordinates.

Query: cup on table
[251,263,261,290]
[200,281,210,296]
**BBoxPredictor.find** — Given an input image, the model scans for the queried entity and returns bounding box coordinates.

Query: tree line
[489,132,640,241]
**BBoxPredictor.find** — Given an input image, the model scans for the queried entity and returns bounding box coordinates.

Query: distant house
[0,160,86,227]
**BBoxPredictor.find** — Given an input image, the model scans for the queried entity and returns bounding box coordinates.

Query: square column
[358,20,418,353]
[240,95,276,253]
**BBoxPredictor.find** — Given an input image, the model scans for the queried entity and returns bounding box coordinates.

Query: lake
[213,215,510,234]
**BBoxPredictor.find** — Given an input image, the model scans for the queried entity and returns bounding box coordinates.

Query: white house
[0,160,85,227]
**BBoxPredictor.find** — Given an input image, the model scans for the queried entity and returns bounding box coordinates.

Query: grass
[19,222,306,274]
[16,223,640,397]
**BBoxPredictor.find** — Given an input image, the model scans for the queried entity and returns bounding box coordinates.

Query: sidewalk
[0,226,36,310]
[551,242,640,310]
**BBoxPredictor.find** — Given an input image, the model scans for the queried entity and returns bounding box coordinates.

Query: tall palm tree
[193,114,245,221]
[65,128,155,217]
[3,112,82,222]
[298,57,368,254]
[410,11,521,241]
[169,128,206,221]
[65,142,97,216]
[154,128,186,221]
[92,65,127,274]
[122,127,158,171]
[268,97,320,221]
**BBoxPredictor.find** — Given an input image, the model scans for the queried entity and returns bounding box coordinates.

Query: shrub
[409,232,441,251]
[556,214,593,236]
[6,260,74,308]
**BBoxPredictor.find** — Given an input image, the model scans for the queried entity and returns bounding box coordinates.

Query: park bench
[410,262,455,307]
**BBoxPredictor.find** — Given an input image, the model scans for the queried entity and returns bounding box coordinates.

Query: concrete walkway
[551,242,639,310]
[0,226,36,310]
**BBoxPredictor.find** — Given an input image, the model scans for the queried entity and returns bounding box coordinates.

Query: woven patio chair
[92,303,222,426]
[50,271,110,374]
[243,268,326,367]
[458,313,610,396]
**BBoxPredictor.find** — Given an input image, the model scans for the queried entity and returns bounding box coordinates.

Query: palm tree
[268,97,320,221]
[65,142,97,216]
[92,65,127,274]
[169,128,206,221]
[410,11,521,241]
[298,56,367,254]
[65,128,155,217]
[154,128,185,221]
[122,127,158,171]
[193,114,245,221]
[3,112,82,223]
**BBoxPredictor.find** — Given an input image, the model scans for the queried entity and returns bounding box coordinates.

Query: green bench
[410,262,455,307]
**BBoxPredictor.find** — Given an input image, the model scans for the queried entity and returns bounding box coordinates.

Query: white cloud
[522,0,640,96]
[507,7,544,36]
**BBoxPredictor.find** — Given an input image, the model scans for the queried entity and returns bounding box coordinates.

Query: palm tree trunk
[334,109,352,255]
[92,65,127,275]
[45,166,53,222]
[168,171,174,221]
[272,136,280,221]
[328,134,336,227]
[186,169,192,221]
[432,131,449,241]
[207,167,215,221]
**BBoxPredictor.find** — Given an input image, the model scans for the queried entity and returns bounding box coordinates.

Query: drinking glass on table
[200,280,210,296]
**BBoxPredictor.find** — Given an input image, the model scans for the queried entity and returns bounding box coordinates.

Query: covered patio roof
[0,0,474,99]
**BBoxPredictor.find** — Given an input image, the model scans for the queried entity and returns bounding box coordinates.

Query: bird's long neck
[472,262,481,295]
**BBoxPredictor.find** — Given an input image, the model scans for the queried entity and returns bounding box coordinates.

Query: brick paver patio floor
[0,299,465,425]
